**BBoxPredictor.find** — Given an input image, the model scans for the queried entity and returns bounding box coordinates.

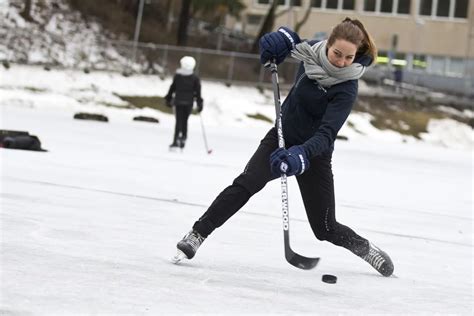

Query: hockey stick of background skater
[199,113,212,154]
[269,60,320,270]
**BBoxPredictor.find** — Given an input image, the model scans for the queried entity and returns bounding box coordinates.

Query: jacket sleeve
[301,86,357,158]
[165,75,177,102]
[194,76,203,107]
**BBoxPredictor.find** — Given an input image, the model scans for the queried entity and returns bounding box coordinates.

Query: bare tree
[20,0,33,22]
[251,0,279,53]
[176,0,246,46]
[176,0,192,46]
[294,0,314,33]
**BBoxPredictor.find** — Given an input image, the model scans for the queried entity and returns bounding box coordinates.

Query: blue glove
[259,27,301,65]
[270,145,310,177]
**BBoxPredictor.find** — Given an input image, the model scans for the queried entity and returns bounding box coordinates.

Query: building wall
[229,0,473,59]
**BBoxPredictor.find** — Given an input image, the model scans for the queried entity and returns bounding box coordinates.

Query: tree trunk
[20,0,33,22]
[251,0,279,53]
[294,0,313,33]
[176,0,192,46]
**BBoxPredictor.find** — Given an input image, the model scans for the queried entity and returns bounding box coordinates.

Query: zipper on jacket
[295,72,327,93]
[294,73,307,89]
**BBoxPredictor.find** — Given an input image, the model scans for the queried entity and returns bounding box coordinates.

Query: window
[436,0,450,17]
[392,52,407,66]
[311,0,322,8]
[327,0,338,9]
[247,14,262,25]
[430,56,446,75]
[397,0,410,14]
[412,54,427,70]
[342,0,355,10]
[447,58,465,76]
[454,0,468,18]
[376,51,389,65]
[419,0,432,15]
[419,0,468,19]
[380,0,393,13]
[310,0,354,10]
[257,0,301,6]
[364,0,411,14]
[364,0,376,12]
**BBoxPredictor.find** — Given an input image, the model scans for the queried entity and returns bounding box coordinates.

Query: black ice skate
[169,142,179,152]
[171,230,205,264]
[177,137,186,150]
[361,242,394,277]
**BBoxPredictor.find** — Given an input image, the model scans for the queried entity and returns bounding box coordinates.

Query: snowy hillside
[1,64,473,150]
[1,0,131,70]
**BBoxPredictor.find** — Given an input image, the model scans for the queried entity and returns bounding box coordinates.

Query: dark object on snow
[2,60,10,69]
[321,274,337,284]
[73,112,109,122]
[336,135,348,141]
[0,130,47,152]
[0,130,29,139]
[133,116,159,123]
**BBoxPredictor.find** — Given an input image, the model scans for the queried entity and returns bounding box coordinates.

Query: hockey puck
[321,274,337,284]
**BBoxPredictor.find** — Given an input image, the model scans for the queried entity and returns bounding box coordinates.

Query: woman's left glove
[259,27,301,65]
[270,145,310,177]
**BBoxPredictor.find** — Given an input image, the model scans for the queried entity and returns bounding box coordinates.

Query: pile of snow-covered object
[0,0,138,72]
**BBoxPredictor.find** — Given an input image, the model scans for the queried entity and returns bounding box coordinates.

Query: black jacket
[281,45,372,158]
[165,73,203,107]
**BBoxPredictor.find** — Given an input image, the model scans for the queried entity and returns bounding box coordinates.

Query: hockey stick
[269,61,320,270]
[199,113,213,154]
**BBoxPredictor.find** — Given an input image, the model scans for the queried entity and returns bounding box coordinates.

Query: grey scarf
[291,40,366,88]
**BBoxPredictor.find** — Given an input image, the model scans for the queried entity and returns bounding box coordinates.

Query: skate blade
[171,249,187,264]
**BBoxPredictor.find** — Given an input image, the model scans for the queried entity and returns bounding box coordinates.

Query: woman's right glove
[270,145,309,177]
[259,27,301,65]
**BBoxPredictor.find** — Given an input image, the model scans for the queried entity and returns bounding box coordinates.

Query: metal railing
[110,40,301,88]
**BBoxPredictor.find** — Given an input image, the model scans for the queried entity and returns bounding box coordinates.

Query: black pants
[193,128,369,256]
[172,105,193,144]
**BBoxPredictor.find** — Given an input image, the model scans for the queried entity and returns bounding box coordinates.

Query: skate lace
[185,231,205,251]
[364,245,385,270]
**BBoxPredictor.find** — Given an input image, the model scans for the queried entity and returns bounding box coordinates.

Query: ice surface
[0,66,472,315]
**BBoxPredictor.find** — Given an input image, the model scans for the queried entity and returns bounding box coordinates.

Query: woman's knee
[233,172,268,195]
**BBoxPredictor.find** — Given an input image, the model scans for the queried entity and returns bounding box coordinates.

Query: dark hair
[327,17,377,65]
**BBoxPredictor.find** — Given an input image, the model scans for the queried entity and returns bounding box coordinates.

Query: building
[226,0,473,79]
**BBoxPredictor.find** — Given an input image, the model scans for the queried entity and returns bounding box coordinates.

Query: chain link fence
[111,40,301,89]
[2,33,472,97]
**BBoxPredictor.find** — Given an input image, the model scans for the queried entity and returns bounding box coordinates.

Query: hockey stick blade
[285,249,320,270]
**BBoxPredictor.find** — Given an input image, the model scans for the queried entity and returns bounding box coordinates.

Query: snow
[0,65,473,314]
[1,0,133,70]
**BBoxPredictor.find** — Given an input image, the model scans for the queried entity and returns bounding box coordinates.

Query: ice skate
[169,142,180,152]
[361,242,394,277]
[177,137,186,151]
[171,249,187,264]
[172,229,205,263]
